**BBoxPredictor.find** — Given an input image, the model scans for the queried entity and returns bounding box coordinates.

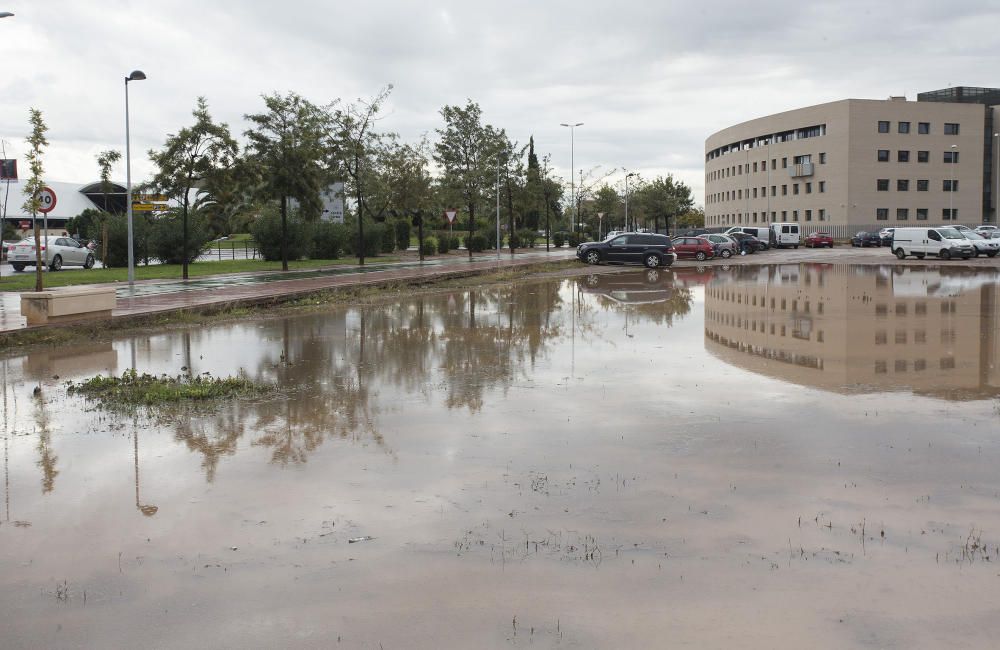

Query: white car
[961,230,1000,257]
[975,225,998,236]
[6,236,97,272]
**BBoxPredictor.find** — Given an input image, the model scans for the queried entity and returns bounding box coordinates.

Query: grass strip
[67,368,272,408]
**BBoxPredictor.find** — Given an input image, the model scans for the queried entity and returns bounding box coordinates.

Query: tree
[21,108,48,292]
[634,174,694,234]
[522,136,542,231]
[539,155,563,248]
[592,184,622,232]
[434,101,505,259]
[244,92,329,271]
[328,86,392,265]
[149,97,238,277]
[676,207,706,230]
[95,149,121,263]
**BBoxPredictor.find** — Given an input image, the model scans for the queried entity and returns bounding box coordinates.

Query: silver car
[961,230,1000,258]
[6,235,97,271]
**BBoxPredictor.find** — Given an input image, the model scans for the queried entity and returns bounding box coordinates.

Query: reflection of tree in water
[171,405,250,482]
[32,394,58,494]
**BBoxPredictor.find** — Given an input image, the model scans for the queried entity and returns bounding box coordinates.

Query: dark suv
[577,233,675,268]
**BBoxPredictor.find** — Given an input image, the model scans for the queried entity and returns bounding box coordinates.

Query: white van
[890,227,975,260]
[725,226,774,248]
[770,223,801,248]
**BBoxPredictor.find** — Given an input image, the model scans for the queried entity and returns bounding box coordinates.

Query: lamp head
[0,12,14,18]
[126,70,147,82]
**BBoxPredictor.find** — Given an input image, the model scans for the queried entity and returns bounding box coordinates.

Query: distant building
[704,87,1000,235]
[0,179,127,235]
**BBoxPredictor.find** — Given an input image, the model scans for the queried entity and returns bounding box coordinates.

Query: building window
[943,208,957,220]
[944,151,959,163]
[897,179,909,191]
[805,182,812,194]
[781,210,787,220]
[943,179,958,191]
[877,208,889,220]
[897,208,909,220]
[917,150,929,163]
[819,181,826,193]
[917,208,928,220]
[753,161,758,173]
[782,157,788,168]
[752,188,758,198]
[898,150,910,162]
[819,209,826,221]
[917,179,929,191]
[781,185,787,195]
[792,210,799,221]
[898,121,910,134]
[771,159,776,170]
[877,149,890,162]
[944,123,960,135]
[918,122,930,134]
[819,152,826,164]
[877,179,889,191]
[805,209,812,221]
[771,186,776,196]
[878,121,890,133]
[793,184,799,195]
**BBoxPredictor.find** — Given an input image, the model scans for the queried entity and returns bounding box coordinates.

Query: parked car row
[5,236,97,271]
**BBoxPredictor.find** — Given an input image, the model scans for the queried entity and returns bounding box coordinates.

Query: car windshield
[963,231,984,240]
[938,227,965,240]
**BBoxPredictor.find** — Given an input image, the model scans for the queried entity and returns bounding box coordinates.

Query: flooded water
[2,263,1000,649]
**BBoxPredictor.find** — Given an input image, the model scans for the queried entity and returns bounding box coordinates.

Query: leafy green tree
[244,92,329,271]
[21,108,48,291]
[95,149,121,262]
[149,97,238,279]
[592,184,622,232]
[676,207,706,230]
[634,174,694,233]
[523,136,542,231]
[434,101,506,259]
[149,210,212,264]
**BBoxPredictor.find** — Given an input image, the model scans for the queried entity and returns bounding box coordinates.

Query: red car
[805,231,833,248]
[672,236,716,261]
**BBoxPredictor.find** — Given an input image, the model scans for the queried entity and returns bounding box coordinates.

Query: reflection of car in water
[578,269,674,305]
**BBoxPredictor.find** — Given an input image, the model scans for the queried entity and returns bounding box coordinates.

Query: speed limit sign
[38,186,57,214]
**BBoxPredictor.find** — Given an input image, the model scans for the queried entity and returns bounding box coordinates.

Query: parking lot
[672,243,1000,267]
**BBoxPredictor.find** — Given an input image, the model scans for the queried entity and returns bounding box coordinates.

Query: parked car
[702,233,738,259]
[725,226,774,249]
[680,228,709,237]
[578,269,675,306]
[672,236,716,261]
[852,231,882,247]
[728,232,762,254]
[878,227,895,246]
[804,232,834,248]
[577,233,676,268]
[960,229,1000,257]
[974,225,998,236]
[890,227,975,260]
[6,236,97,271]
[771,222,801,248]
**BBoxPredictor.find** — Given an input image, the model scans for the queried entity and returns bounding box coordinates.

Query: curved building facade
[705,91,998,235]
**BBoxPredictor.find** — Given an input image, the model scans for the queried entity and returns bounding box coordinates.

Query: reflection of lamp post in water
[134,431,157,516]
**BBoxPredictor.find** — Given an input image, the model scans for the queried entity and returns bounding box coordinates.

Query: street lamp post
[560,122,583,233]
[624,172,636,231]
[994,133,999,223]
[125,70,146,288]
[949,144,957,222]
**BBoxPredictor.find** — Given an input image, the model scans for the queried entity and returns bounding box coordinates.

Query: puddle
[1,264,999,648]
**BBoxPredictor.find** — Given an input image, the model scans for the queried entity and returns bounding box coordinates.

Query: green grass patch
[206,233,256,249]
[68,368,272,408]
[0,256,401,292]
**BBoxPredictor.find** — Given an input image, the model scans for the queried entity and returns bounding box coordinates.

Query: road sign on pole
[38,187,57,214]
[444,209,457,224]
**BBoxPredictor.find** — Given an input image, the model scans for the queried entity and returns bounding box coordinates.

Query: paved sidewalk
[0,250,575,333]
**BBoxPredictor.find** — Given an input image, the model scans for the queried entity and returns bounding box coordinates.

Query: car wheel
[84,254,95,269]
[894,248,906,260]
[586,274,600,287]
[915,253,925,259]
[793,245,798,249]
[11,263,25,272]
[645,269,660,282]
[50,255,62,271]
[585,250,601,265]
[695,251,707,261]
[644,254,660,268]
[939,249,950,260]
[988,251,998,258]
[721,249,732,258]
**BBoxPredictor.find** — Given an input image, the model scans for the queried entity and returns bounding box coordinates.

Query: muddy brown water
[2,263,1000,649]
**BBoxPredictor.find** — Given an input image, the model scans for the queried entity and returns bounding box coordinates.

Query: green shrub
[149,211,213,265]
[98,213,152,268]
[484,228,498,250]
[394,219,411,251]
[421,236,438,257]
[342,222,385,258]
[466,233,488,252]
[313,221,348,259]
[437,234,450,254]
[449,235,461,250]
[516,228,537,248]
[567,232,583,247]
[250,211,314,262]
[552,231,567,248]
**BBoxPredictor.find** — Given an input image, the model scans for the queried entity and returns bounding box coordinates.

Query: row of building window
[710,209,829,224]
[874,208,958,220]
[705,124,827,162]
[877,150,959,163]
[707,153,827,181]
[874,358,955,373]
[877,121,960,135]
[876,179,958,191]
[875,329,956,345]
[708,181,827,203]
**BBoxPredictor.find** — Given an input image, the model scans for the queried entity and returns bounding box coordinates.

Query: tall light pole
[949,144,957,222]
[994,133,999,223]
[496,149,501,260]
[560,122,583,233]
[125,70,146,287]
[624,172,636,231]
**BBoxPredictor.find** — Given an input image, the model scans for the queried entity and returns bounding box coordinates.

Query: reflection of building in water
[704,264,1000,399]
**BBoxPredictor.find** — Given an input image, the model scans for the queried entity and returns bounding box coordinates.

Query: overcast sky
[2,0,999,207]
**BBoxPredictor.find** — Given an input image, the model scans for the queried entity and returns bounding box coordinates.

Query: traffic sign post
[38,186,57,237]
[445,209,457,238]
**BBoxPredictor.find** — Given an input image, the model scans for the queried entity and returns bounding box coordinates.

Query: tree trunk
[182,194,190,280]
[544,196,550,252]
[280,195,288,271]
[467,203,475,259]
[101,219,109,263]
[507,177,514,254]
[33,219,43,292]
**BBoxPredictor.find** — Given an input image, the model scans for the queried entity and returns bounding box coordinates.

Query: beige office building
[704,87,1000,237]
